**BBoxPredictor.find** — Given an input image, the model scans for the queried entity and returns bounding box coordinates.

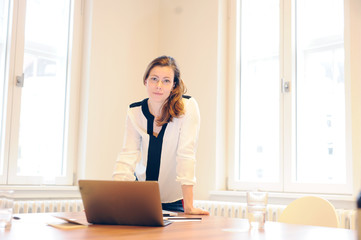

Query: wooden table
[0,212,356,240]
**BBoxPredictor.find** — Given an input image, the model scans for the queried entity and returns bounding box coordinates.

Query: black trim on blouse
[129,101,142,108]
[141,99,168,181]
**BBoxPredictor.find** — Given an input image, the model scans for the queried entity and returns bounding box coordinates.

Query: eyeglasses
[148,77,173,87]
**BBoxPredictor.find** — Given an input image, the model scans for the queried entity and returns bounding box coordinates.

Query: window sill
[0,185,80,200]
[209,190,356,210]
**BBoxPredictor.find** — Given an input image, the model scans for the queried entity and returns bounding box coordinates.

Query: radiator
[193,200,356,230]
[12,199,355,229]
[13,199,84,214]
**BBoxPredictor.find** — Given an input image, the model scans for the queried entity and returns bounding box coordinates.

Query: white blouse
[113,96,200,203]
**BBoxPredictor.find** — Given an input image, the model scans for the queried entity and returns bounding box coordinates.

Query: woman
[113,56,208,215]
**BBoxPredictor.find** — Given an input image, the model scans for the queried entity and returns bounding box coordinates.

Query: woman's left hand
[184,207,209,215]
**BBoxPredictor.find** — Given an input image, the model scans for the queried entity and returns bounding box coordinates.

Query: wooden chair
[278,196,339,228]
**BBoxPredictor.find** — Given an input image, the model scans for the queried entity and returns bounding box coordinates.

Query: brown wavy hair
[143,56,187,126]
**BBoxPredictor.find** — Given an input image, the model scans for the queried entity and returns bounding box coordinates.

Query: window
[0,0,79,185]
[238,0,280,184]
[229,0,351,194]
[0,0,11,182]
[294,0,346,185]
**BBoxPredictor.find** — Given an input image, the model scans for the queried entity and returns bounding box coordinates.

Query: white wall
[345,0,361,196]
[78,0,161,179]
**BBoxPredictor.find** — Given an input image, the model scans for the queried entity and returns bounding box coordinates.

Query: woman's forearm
[181,185,209,215]
[181,185,194,212]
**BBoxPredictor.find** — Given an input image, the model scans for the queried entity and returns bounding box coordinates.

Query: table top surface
[0,212,357,240]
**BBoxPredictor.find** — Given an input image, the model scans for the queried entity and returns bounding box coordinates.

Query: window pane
[0,0,10,174]
[239,0,280,182]
[295,0,345,183]
[17,0,71,177]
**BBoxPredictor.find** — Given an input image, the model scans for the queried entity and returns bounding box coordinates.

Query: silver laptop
[78,180,172,227]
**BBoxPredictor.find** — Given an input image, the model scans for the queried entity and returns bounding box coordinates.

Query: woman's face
[145,66,175,104]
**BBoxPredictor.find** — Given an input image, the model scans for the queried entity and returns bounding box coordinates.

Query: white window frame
[0,0,82,185]
[227,0,354,195]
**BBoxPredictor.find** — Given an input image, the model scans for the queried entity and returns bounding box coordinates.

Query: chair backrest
[278,196,339,228]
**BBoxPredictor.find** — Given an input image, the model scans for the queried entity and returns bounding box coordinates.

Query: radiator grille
[13,200,83,214]
[194,200,356,229]
[12,199,355,229]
